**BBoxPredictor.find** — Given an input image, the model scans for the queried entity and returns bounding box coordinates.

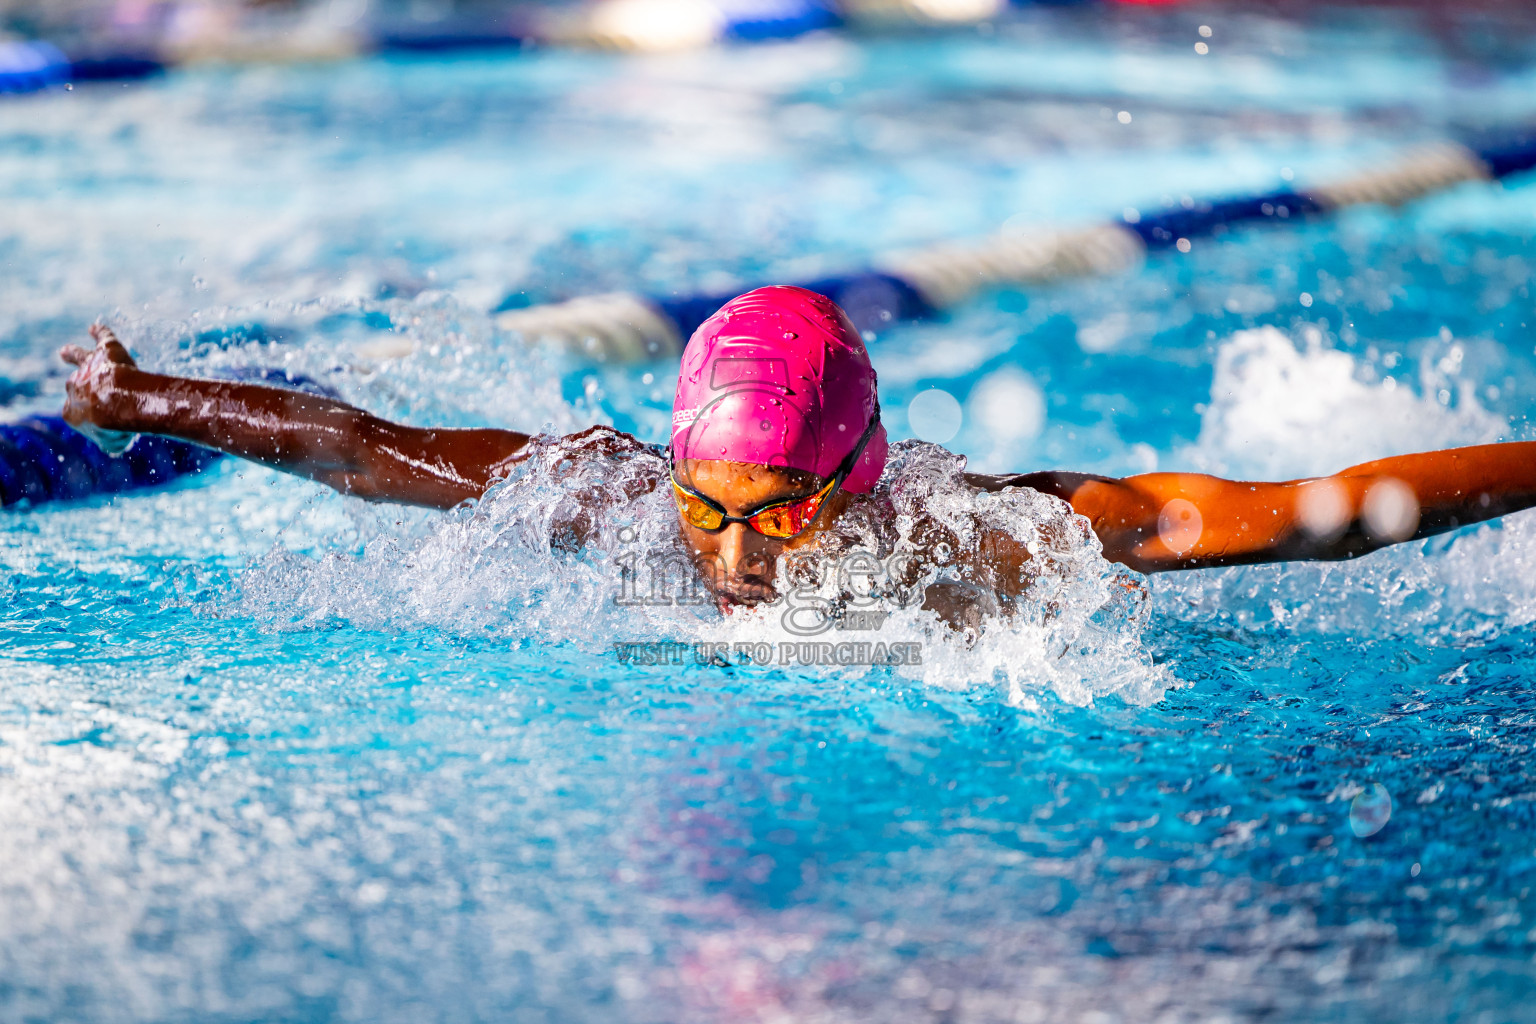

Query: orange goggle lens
[672,483,725,530]
[746,492,825,538]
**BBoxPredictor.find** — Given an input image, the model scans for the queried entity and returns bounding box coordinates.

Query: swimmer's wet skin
[60,290,1536,607]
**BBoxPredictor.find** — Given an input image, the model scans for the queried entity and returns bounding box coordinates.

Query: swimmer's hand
[58,322,545,509]
[921,579,1000,642]
[60,324,140,455]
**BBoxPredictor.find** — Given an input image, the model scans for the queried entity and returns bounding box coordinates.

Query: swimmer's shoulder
[485,425,665,492]
[561,424,659,460]
[491,424,659,465]
[963,470,1114,503]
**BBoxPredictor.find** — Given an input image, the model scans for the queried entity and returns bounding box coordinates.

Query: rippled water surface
[5,7,1536,1022]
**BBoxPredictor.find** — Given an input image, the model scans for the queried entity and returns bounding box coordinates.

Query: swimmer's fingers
[86,323,137,367]
[60,324,136,374]
[62,323,141,455]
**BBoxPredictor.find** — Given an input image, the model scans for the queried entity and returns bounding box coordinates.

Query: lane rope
[0,371,337,510]
[8,134,1532,507]
[489,133,1536,362]
[0,416,220,509]
[0,0,1076,93]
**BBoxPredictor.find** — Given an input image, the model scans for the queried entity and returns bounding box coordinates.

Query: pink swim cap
[671,286,888,493]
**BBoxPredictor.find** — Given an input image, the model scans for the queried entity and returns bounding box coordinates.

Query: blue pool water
[5,7,1536,1021]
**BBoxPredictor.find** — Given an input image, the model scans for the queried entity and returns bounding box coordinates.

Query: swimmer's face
[674,459,850,608]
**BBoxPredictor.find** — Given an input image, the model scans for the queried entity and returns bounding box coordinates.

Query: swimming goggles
[668,413,880,540]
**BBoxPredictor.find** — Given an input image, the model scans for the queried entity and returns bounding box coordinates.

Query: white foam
[1181,325,1504,480]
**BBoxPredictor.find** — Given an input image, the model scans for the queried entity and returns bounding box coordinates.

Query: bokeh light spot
[907,389,962,444]
[1296,478,1351,541]
[968,368,1045,445]
[1350,783,1393,838]
[1158,499,1203,556]
[1362,477,1420,542]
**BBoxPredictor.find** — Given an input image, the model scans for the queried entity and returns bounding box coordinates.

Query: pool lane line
[5,135,1532,510]
[0,371,340,510]
[492,133,1536,363]
[0,415,220,509]
[0,40,165,95]
[0,0,1122,96]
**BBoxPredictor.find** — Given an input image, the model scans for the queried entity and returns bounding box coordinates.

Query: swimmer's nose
[715,523,775,579]
[717,522,749,577]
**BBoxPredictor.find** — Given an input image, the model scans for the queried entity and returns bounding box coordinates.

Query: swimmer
[60,287,1536,616]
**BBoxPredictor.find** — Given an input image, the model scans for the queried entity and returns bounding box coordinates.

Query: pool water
[5,7,1536,1021]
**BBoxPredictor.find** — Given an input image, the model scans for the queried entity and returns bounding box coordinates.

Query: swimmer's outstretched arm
[60,325,530,509]
[982,445,1536,573]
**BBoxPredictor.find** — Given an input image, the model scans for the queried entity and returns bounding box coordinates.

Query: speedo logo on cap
[672,407,700,428]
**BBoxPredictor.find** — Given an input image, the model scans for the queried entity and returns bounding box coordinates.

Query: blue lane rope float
[1,40,164,93]
[66,53,167,84]
[493,134,1536,362]
[0,38,163,94]
[0,40,72,94]
[0,369,339,510]
[0,416,220,509]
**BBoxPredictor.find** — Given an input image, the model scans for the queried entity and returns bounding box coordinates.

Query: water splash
[216,436,1167,706]
[1156,326,1536,639]
[1181,325,1505,480]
